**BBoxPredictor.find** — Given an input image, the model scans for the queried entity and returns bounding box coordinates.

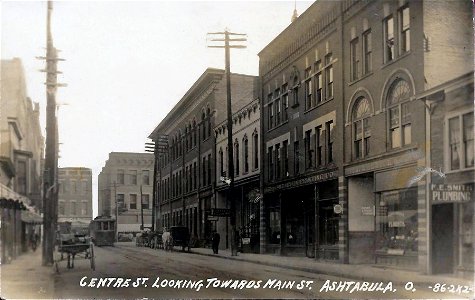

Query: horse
[162,231,173,251]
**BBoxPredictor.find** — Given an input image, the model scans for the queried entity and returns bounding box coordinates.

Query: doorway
[432,203,454,274]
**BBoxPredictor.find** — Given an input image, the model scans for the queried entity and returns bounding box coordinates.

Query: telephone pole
[37,1,66,266]
[207,30,247,256]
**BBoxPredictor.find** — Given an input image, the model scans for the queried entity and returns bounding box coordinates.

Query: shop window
[350,37,359,81]
[447,111,474,171]
[387,79,411,148]
[376,189,418,261]
[399,5,410,54]
[353,97,372,159]
[363,30,372,74]
[318,198,339,246]
[384,15,395,63]
[314,60,323,104]
[268,207,281,244]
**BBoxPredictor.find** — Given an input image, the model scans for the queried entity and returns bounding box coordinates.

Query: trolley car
[89,216,116,246]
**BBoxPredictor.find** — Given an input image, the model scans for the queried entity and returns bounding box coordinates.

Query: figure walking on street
[211,231,220,254]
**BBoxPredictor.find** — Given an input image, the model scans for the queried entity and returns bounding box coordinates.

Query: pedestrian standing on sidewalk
[211,231,220,254]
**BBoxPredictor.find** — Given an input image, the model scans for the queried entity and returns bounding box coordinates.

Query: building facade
[0,58,44,262]
[98,152,154,234]
[58,167,93,228]
[258,0,473,276]
[215,98,261,253]
[149,68,258,247]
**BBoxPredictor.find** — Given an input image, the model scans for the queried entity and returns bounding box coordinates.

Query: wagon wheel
[90,243,95,271]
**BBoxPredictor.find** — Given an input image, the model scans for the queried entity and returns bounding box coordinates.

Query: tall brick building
[149,68,258,244]
[258,0,473,276]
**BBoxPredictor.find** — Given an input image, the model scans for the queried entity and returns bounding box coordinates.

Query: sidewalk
[188,247,474,287]
[0,247,55,299]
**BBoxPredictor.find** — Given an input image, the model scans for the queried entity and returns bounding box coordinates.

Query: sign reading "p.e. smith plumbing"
[431,184,473,204]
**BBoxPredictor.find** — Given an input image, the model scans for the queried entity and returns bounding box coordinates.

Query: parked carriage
[163,226,190,252]
[55,222,95,272]
[89,216,115,246]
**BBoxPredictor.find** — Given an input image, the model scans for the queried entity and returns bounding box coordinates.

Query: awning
[21,210,43,224]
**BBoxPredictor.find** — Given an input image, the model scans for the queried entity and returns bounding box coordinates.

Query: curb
[188,249,473,288]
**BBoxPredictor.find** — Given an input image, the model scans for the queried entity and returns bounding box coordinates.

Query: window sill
[381,51,412,70]
[348,72,374,86]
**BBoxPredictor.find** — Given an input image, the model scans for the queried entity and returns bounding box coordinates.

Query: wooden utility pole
[37,1,65,266]
[207,30,246,256]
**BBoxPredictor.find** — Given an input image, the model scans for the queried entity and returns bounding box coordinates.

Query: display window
[376,188,418,257]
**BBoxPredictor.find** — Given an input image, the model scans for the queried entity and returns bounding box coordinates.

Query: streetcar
[89,215,115,246]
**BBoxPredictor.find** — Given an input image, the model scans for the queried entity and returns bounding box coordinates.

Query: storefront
[264,171,339,259]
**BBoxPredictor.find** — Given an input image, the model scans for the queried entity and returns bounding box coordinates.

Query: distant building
[58,167,93,228]
[98,152,154,234]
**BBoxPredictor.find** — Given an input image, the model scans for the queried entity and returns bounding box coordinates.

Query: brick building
[258,0,473,276]
[149,68,258,244]
[57,167,93,228]
[98,152,154,234]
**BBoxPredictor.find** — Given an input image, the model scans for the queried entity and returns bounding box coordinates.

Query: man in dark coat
[211,231,220,254]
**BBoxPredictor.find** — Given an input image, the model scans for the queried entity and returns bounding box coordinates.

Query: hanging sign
[431,184,472,204]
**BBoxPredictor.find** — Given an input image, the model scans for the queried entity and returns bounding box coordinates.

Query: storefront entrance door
[305,199,315,258]
[432,204,454,274]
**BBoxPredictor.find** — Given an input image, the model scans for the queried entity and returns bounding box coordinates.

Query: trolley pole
[207,30,247,256]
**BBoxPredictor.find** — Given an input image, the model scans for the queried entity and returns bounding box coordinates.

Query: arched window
[243,135,249,173]
[352,97,371,159]
[193,120,197,147]
[234,141,240,176]
[207,107,211,137]
[201,112,206,140]
[218,147,224,177]
[253,131,259,169]
[387,79,411,148]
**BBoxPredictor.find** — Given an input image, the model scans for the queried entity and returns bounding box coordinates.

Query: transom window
[353,97,371,159]
[387,79,412,148]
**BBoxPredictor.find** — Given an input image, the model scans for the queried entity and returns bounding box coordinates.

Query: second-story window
[283,140,289,177]
[326,120,334,163]
[292,76,299,106]
[202,157,206,186]
[275,144,281,179]
[117,169,124,184]
[235,142,240,176]
[207,154,212,185]
[130,194,137,209]
[316,126,323,166]
[142,170,150,185]
[353,97,372,159]
[130,170,137,185]
[282,84,289,121]
[253,132,259,169]
[305,130,313,169]
[202,112,206,140]
[268,146,274,181]
[243,136,249,173]
[363,30,372,74]
[275,89,281,125]
[387,79,412,148]
[294,141,300,175]
[384,15,395,63]
[269,102,274,129]
[350,37,359,81]
[219,148,224,176]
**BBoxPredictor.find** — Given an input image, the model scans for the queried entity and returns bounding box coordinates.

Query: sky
[1,1,312,217]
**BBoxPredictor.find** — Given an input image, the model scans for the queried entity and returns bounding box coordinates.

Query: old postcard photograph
[0,0,474,299]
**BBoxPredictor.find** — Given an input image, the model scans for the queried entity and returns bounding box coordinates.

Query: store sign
[264,170,336,193]
[210,208,231,217]
[431,184,473,204]
[361,206,375,216]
